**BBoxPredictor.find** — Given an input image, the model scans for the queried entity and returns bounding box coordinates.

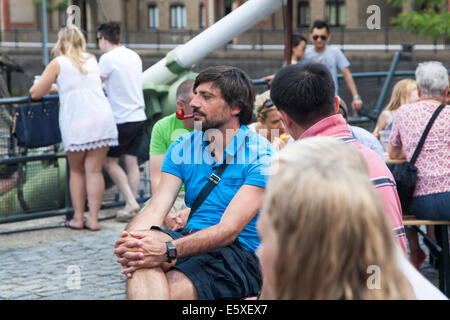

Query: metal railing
[0,27,448,52]
[0,95,151,225]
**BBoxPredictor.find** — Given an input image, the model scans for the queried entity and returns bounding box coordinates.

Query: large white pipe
[142,0,284,85]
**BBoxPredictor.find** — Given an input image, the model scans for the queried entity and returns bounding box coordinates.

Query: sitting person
[114,66,274,300]
[270,62,407,254]
[372,79,418,138]
[258,136,446,299]
[337,96,384,160]
[388,61,450,269]
[248,90,288,150]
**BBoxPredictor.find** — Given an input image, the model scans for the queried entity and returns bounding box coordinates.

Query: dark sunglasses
[312,35,327,41]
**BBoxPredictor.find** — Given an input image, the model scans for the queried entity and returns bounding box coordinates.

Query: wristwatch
[165,241,177,263]
[353,94,361,101]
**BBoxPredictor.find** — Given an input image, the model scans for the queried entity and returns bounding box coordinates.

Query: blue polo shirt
[161,125,274,253]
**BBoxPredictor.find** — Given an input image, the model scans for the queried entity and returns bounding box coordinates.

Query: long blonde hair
[263,137,414,299]
[385,79,417,111]
[53,27,91,75]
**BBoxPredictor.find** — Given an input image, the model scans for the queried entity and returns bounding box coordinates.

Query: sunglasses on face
[312,35,328,41]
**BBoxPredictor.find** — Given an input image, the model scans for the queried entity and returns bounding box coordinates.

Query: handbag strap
[410,104,445,165]
[186,160,229,224]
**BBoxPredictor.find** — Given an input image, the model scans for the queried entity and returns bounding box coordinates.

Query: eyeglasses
[96,36,102,42]
[312,35,328,41]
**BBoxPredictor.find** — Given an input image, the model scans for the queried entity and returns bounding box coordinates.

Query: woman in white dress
[30,27,118,231]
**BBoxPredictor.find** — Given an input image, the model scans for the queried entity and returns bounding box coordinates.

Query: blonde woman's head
[53,26,90,75]
[259,137,414,300]
[385,79,418,111]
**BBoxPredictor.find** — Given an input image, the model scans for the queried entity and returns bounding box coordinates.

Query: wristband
[353,94,361,100]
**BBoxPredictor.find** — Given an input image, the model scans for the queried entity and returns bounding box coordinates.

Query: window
[199,2,205,29]
[170,4,186,29]
[326,0,346,27]
[297,1,310,27]
[148,4,159,29]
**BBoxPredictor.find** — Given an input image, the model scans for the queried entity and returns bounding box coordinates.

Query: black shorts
[107,121,145,158]
[151,226,262,300]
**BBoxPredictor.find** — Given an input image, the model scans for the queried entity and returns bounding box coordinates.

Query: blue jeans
[409,192,450,220]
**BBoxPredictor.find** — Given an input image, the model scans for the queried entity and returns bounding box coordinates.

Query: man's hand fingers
[123,251,144,260]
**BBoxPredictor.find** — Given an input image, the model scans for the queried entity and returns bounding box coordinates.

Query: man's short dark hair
[194,66,255,125]
[311,20,330,34]
[270,63,335,128]
[97,21,121,45]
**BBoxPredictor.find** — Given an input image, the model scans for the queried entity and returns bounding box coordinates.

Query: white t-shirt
[99,46,147,124]
[396,248,447,300]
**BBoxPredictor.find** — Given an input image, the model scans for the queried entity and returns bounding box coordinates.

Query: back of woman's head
[53,27,90,75]
[385,79,417,111]
[263,137,413,299]
[263,163,410,299]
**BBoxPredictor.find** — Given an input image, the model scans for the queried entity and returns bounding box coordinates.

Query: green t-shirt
[150,113,193,155]
[150,113,193,192]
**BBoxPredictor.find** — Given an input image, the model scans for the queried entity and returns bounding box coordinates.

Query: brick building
[0,0,446,45]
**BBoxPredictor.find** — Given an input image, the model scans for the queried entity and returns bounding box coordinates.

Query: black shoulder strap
[410,104,445,165]
[186,161,229,224]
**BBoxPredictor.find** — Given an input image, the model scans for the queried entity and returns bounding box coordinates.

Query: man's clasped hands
[114,230,175,278]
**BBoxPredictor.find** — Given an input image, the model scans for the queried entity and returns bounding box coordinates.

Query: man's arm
[150,154,165,194]
[120,184,264,271]
[341,67,363,111]
[388,143,406,160]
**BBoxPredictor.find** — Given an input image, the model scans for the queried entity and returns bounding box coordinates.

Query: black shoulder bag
[12,95,61,148]
[186,161,229,223]
[388,104,445,212]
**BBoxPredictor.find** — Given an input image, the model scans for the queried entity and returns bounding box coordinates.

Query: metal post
[41,0,49,67]
[283,0,293,65]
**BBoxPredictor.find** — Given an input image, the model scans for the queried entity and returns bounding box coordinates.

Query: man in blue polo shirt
[114,66,274,300]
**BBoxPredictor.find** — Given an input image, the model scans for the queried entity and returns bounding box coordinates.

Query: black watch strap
[165,241,177,263]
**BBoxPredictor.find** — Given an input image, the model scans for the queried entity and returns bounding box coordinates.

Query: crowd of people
[28,19,449,300]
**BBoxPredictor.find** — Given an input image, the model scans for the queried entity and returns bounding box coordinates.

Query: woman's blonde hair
[254,90,277,122]
[263,137,413,299]
[53,26,91,75]
[385,79,417,111]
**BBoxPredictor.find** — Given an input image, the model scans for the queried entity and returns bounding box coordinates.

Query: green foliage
[387,0,450,39]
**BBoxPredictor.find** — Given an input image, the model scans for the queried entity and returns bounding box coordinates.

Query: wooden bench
[403,215,450,297]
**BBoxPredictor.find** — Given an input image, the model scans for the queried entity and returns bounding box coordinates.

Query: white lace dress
[55,55,118,152]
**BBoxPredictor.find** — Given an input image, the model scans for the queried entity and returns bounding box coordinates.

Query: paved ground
[0,209,444,300]
[0,209,127,300]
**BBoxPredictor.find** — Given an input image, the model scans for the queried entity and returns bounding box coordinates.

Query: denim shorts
[150,226,262,300]
[409,192,450,220]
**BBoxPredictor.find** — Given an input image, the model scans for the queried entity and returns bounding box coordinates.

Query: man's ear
[176,100,184,109]
[334,96,340,114]
[230,103,241,117]
[278,110,292,129]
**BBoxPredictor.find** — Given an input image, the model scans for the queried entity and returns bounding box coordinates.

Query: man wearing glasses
[302,20,363,112]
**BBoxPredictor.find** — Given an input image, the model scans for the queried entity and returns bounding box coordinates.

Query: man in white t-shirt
[97,22,147,222]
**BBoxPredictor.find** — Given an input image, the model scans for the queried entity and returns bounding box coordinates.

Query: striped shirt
[300,114,407,255]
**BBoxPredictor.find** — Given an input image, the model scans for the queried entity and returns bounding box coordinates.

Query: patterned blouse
[389,101,449,197]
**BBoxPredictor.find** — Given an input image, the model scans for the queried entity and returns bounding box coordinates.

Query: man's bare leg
[167,269,198,300]
[127,267,170,300]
